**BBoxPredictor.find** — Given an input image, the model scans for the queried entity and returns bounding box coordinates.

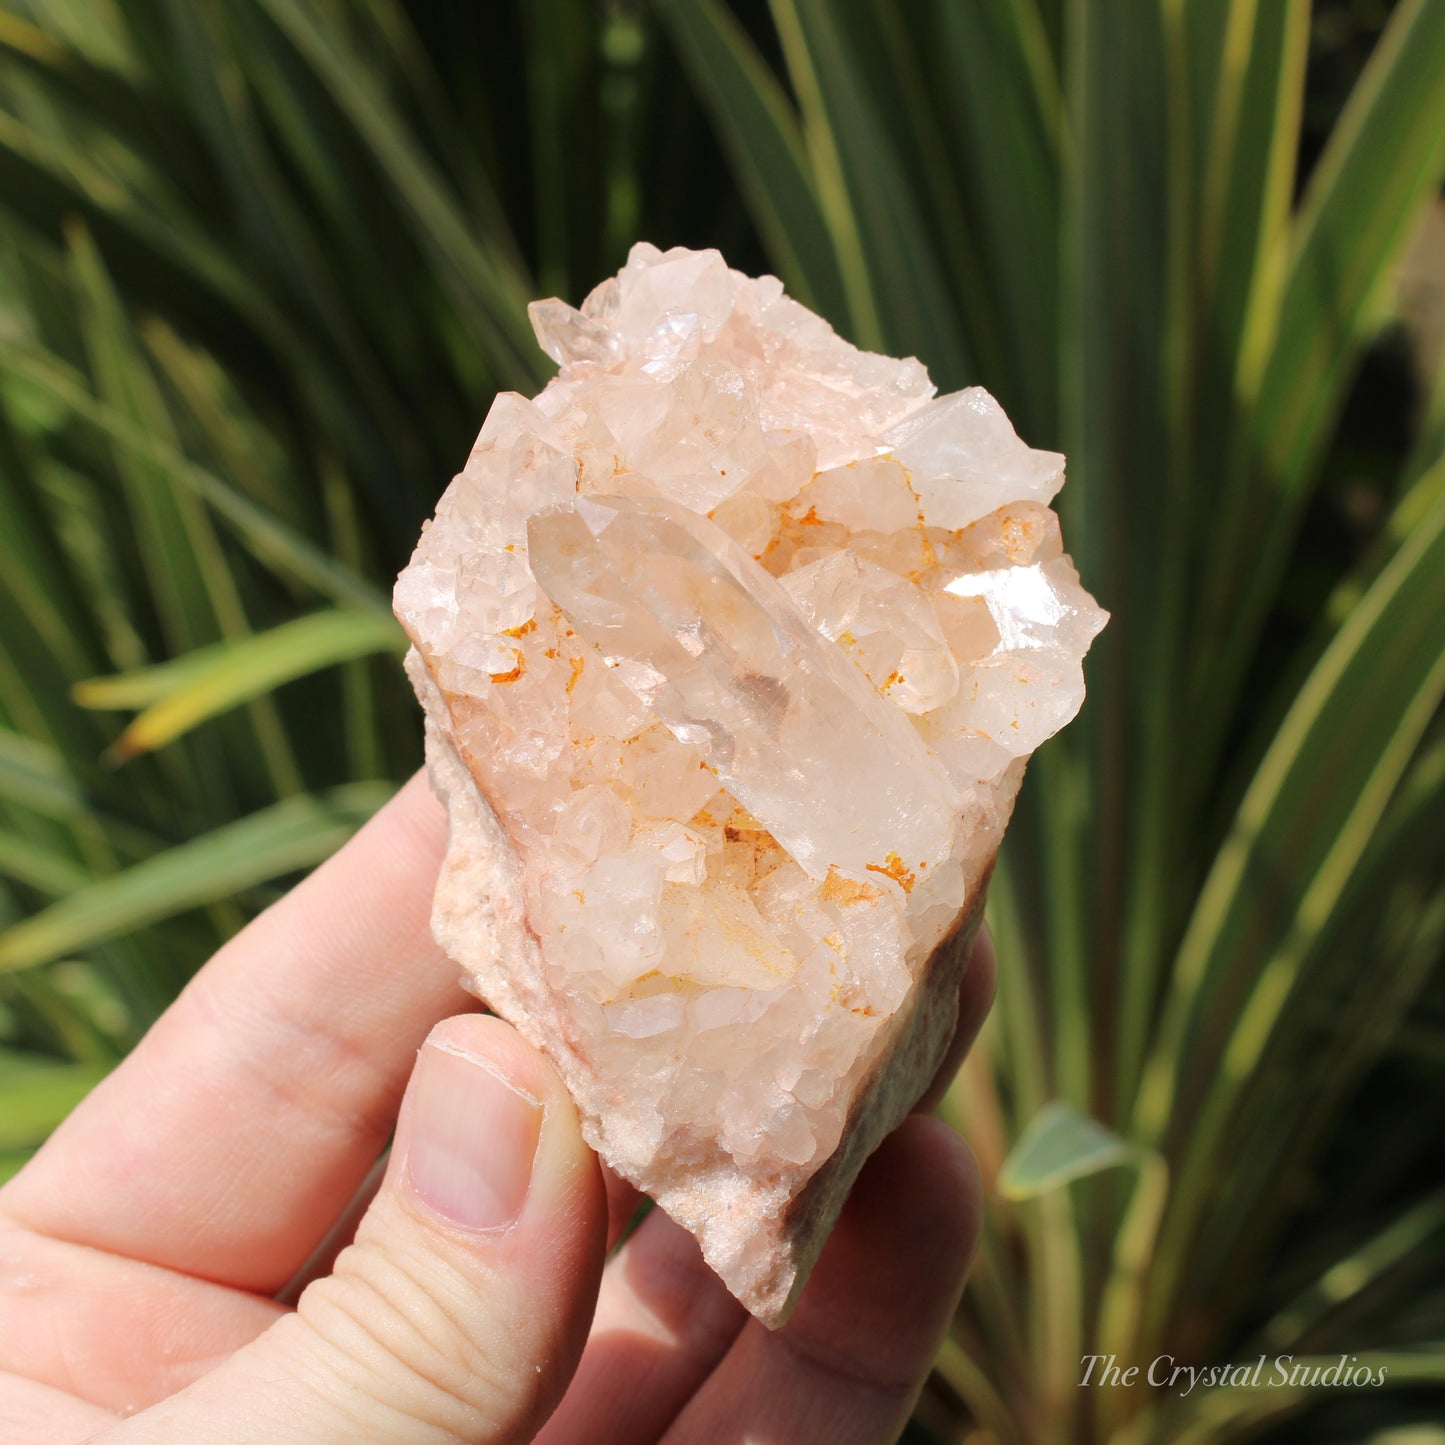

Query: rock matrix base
[395,243,1106,1324]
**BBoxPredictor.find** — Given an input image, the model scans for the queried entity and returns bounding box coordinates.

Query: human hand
[0,772,992,1444]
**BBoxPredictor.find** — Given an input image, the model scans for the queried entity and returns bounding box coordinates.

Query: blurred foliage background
[0,0,1442,1440]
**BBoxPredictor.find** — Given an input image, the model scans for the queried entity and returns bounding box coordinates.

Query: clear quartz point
[527,494,960,880]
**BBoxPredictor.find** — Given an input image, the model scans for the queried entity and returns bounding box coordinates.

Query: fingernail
[406,1041,543,1231]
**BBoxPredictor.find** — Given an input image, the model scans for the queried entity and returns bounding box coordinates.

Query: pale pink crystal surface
[395,243,1106,1324]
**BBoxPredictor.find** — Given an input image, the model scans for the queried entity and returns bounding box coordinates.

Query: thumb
[105,1014,608,1445]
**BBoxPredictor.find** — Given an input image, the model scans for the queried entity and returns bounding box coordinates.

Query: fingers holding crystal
[657,1116,982,1445]
[536,1207,747,1445]
[1,773,475,1293]
[917,924,997,1115]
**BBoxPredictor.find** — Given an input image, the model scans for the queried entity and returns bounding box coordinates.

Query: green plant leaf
[0,784,392,975]
[1157,1349,1445,1445]
[0,345,390,616]
[998,1100,1137,1198]
[653,0,847,323]
[1139,465,1445,1151]
[256,0,543,383]
[0,729,82,822]
[1253,0,1445,489]
[924,0,1060,427]
[1259,1189,1445,1354]
[1135,466,1445,1346]
[74,610,405,758]
[0,831,90,895]
[766,0,970,379]
[1199,0,1445,730]
[0,1049,108,1149]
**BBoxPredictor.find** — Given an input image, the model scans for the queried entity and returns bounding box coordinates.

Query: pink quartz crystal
[395,243,1106,1324]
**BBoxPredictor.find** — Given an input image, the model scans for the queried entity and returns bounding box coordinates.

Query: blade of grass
[0,831,90,895]
[1056,0,1175,1131]
[0,14,472,506]
[829,2,1009,392]
[354,1,513,242]
[319,450,387,781]
[933,1333,1019,1445]
[1187,824,1445,1326]
[985,853,1051,1129]
[66,219,233,813]
[1195,0,1309,333]
[33,456,150,675]
[925,0,1060,428]
[1028,743,1093,1110]
[762,0,879,348]
[521,0,588,300]
[67,219,307,798]
[1114,0,1309,1121]
[1248,0,1445,483]
[0,90,301,378]
[0,959,124,1067]
[159,0,430,478]
[1258,1189,1445,1354]
[0,728,82,822]
[1162,1350,1445,1445]
[999,1097,1168,1441]
[1406,301,1445,483]
[140,320,294,522]
[1137,461,1445,1132]
[0,404,108,680]
[1111,0,1201,1125]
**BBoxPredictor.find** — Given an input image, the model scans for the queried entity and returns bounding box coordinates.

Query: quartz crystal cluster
[396,243,1106,1323]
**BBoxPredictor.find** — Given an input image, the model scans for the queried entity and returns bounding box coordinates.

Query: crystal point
[528,494,959,880]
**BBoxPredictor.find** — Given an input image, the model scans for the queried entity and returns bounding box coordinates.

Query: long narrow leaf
[256,0,542,383]
[78,610,405,759]
[1140,466,1445,1145]
[767,0,971,380]
[1198,0,1445,736]
[0,784,391,974]
[1137,470,1445,1334]
[0,346,390,615]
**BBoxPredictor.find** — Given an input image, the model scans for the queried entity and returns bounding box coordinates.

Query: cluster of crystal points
[396,243,1105,1321]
